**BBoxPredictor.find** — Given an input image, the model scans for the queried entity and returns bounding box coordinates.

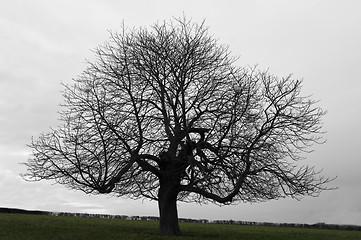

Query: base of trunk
[158,197,181,235]
[158,181,181,235]
[158,221,181,236]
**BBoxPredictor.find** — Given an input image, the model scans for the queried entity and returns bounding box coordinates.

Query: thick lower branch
[97,155,137,193]
[136,157,161,177]
[179,178,243,204]
[179,158,251,203]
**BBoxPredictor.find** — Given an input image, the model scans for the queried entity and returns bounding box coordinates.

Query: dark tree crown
[24,17,333,206]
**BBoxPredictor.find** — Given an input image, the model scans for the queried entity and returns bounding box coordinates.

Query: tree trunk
[158,180,181,235]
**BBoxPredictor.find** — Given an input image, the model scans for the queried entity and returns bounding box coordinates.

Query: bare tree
[23,18,333,236]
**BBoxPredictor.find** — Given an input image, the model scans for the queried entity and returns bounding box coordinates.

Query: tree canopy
[24,18,332,235]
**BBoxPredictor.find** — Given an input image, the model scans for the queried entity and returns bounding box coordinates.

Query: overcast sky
[1,0,361,225]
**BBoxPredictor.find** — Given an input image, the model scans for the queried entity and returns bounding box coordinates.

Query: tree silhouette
[23,18,332,235]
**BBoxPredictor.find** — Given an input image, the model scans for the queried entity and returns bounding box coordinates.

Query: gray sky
[1,0,361,225]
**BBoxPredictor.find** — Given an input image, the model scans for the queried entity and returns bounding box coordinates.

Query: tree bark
[158,180,181,235]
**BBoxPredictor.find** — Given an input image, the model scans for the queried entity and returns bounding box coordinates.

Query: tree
[23,18,333,236]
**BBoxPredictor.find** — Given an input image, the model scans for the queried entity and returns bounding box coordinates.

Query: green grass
[1,213,360,240]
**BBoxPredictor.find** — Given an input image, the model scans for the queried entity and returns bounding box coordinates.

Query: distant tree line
[1,207,359,231]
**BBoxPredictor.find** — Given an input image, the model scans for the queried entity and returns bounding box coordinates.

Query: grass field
[1,213,360,240]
